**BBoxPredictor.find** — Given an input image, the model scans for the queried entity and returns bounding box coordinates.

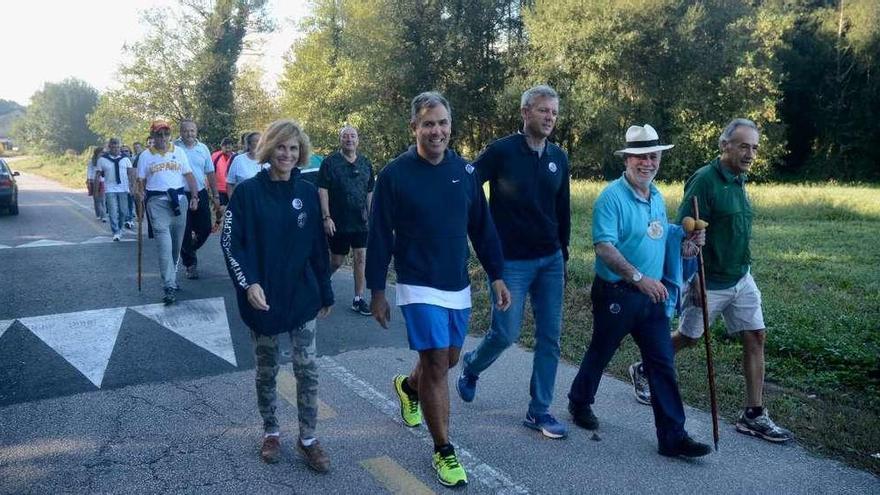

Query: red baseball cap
[150,120,172,133]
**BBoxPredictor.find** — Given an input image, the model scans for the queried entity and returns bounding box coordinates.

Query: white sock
[264,432,280,438]
[300,437,316,446]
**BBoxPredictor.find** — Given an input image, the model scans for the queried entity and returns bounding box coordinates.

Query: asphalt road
[0,171,877,494]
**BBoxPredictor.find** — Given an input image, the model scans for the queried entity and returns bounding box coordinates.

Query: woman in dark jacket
[221,119,334,472]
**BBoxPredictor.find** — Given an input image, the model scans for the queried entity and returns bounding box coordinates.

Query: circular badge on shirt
[465,163,474,174]
[297,212,307,228]
[292,198,303,210]
[548,162,558,173]
[609,303,621,314]
[647,220,664,240]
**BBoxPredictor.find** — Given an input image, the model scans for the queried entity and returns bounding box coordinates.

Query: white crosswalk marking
[15,239,75,248]
[0,320,13,339]
[131,297,237,366]
[5,298,236,390]
[19,308,126,387]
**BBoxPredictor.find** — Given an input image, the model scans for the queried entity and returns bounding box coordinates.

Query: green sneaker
[432,449,468,488]
[393,374,421,427]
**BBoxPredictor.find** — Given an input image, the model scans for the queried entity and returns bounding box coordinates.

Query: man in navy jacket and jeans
[457,85,571,439]
[366,92,511,488]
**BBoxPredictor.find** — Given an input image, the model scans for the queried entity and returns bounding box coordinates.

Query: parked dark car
[0,159,19,215]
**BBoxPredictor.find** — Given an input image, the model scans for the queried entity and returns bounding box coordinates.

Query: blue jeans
[463,250,564,416]
[568,278,687,449]
[105,192,131,235]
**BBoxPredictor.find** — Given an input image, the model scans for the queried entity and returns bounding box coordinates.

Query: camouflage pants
[250,319,318,439]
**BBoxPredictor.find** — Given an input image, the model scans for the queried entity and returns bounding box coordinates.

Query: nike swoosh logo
[452,179,460,183]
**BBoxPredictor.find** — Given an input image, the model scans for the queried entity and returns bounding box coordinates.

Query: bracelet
[323,215,331,220]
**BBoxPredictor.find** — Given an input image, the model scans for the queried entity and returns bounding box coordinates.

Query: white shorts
[678,273,765,338]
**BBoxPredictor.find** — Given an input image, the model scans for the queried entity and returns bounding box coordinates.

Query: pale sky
[2,0,312,106]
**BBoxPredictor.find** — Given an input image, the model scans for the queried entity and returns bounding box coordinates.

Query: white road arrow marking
[19,308,126,387]
[131,297,237,366]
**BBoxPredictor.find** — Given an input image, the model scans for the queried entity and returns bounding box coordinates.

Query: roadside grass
[11,154,89,190]
[469,180,880,475]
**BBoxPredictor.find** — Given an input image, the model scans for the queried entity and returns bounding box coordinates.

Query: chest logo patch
[297,212,307,228]
[647,220,664,240]
[548,162,557,173]
[292,198,303,210]
[465,163,474,174]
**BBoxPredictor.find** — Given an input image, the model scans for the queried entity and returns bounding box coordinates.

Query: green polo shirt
[677,158,752,290]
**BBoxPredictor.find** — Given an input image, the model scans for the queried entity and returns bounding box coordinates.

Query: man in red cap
[135,120,199,304]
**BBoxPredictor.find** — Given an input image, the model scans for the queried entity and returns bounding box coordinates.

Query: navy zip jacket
[221,169,334,335]
[473,133,571,261]
[366,147,504,292]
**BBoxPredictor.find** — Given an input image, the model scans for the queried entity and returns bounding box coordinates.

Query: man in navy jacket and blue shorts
[366,92,511,488]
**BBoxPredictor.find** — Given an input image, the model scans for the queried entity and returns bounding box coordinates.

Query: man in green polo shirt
[630,118,793,443]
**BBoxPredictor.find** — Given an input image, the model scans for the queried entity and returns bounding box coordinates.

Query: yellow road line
[360,456,436,495]
[277,369,337,419]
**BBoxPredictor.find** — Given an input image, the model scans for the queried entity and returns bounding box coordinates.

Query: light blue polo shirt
[174,139,214,192]
[592,174,668,282]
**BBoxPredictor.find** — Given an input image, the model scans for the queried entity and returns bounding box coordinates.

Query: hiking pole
[137,198,144,292]
[692,196,720,451]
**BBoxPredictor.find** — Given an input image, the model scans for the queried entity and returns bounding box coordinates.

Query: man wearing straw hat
[629,118,793,443]
[567,124,712,458]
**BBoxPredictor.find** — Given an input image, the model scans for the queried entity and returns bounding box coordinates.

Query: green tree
[279,0,525,163]
[88,6,203,143]
[773,0,880,180]
[519,0,791,180]
[89,1,271,147]
[233,64,282,137]
[13,78,100,153]
[189,0,272,147]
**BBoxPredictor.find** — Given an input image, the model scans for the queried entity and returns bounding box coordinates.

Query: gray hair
[719,118,759,148]
[339,125,358,137]
[521,85,559,109]
[410,92,451,123]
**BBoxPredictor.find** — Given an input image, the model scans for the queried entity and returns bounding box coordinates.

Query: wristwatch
[631,271,643,283]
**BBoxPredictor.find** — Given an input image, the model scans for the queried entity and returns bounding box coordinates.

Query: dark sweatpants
[181,188,212,268]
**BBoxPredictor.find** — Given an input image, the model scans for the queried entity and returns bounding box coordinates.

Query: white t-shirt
[96,154,133,193]
[395,284,472,310]
[137,144,192,195]
[226,153,264,185]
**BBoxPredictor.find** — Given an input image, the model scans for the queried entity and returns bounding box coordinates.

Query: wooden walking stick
[692,196,720,450]
[137,198,144,292]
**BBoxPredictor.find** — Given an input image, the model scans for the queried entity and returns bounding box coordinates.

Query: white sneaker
[113,233,122,242]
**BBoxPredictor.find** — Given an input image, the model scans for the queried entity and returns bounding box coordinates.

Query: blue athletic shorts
[399,304,471,351]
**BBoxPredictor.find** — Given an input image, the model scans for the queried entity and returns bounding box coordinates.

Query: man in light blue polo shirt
[175,119,221,280]
[567,124,712,458]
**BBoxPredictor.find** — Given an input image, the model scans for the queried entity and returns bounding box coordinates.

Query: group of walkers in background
[93,82,791,488]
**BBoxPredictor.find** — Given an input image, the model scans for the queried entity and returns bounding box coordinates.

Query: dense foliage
[13,79,101,153]
[87,0,271,147]
[11,0,878,180]
[282,0,878,180]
